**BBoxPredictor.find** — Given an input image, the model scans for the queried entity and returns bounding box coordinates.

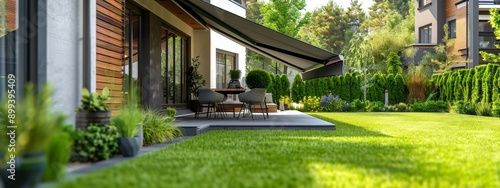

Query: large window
[161,29,188,104]
[216,51,237,88]
[419,25,432,43]
[123,4,142,104]
[448,20,456,38]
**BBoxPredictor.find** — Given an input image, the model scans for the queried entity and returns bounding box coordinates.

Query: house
[411,0,500,69]
[0,0,340,123]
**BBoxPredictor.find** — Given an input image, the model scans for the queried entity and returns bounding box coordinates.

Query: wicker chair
[237,88,267,120]
[196,88,227,119]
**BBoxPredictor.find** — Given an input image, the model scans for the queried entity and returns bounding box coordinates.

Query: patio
[174,110,336,136]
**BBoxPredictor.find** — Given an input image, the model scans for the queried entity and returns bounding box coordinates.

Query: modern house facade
[411,0,500,68]
[0,0,339,123]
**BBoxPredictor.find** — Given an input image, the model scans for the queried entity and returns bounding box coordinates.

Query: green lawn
[56,113,500,188]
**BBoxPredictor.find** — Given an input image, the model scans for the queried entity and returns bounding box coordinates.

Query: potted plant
[228,69,242,88]
[75,88,111,130]
[111,105,143,157]
[187,56,206,111]
[0,84,67,188]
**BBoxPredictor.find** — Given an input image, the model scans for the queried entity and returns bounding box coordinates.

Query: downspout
[466,0,469,67]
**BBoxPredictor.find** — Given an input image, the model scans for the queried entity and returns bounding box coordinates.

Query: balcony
[479,0,500,5]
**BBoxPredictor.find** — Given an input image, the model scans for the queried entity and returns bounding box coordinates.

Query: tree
[386,52,403,74]
[480,8,500,63]
[281,74,291,98]
[420,24,468,73]
[246,0,264,23]
[291,74,305,102]
[260,0,310,37]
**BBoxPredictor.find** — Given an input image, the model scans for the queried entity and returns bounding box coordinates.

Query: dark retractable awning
[174,0,342,72]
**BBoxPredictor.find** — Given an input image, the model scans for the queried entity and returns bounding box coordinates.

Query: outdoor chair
[196,88,227,119]
[237,88,267,120]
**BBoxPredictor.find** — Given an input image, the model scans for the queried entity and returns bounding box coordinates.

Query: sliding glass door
[161,29,187,105]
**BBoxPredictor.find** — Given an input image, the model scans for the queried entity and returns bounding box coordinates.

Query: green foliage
[281,74,290,98]
[43,128,72,181]
[142,109,181,146]
[386,52,403,74]
[368,73,386,102]
[298,96,322,112]
[229,69,241,80]
[454,70,467,101]
[291,74,305,102]
[340,74,351,101]
[1,84,67,155]
[492,101,500,117]
[188,56,207,98]
[493,69,500,102]
[246,69,272,89]
[330,76,341,97]
[409,101,448,112]
[420,24,466,73]
[365,101,385,112]
[464,69,475,101]
[395,103,408,112]
[394,74,408,103]
[476,102,492,117]
[350,75,362,102]
[406,64,430,102]
[166,107,177,117]
[479,9,500,62]
[482,64,499,103]
[321,98,347,112]
[446,72,456,102]
[347,99,366,112]
[260,0,310,37]
[472,65,487,103]
[111,106,143,138]
[79,88,110,111]
[452,101,477,115]
[69,124,119,162]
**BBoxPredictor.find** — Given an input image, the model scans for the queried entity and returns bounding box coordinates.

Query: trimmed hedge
[291,74,305,102]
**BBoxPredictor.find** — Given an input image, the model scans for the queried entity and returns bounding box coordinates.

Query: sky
[305,0,375,12]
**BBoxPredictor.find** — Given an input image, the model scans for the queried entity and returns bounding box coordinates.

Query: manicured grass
[56,113,500,188]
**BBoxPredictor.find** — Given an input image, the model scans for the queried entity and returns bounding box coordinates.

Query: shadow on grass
[309,114,390,137]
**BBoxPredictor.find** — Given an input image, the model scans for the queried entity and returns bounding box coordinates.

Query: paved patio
[174,110,336,136]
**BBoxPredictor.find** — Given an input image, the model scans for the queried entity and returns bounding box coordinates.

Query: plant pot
[227,80,241,88]
[135,124,143,148]
[118,137,140,157]
[2,152,46,188]
[75,110,111,130]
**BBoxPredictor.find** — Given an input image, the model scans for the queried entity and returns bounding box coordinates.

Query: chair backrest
[197,88,224,103]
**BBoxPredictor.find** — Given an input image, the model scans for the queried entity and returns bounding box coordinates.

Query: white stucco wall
[209,0,247,88]
[45,0,83,124]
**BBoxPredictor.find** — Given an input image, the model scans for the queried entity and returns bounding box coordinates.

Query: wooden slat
[104,0,123,11]
[6,0,17,30]
[97,0,122,16]
[97,26,122,42]
[97,40,122,54]
[97,19,122,35]
[97,75,122,85]
[97,30,122,46]
[96,53,123,66]
[97,68,123,78]
[96,61,122,72]
[97,47,122,59]
[97,83,123,92]
[96,4,122,23]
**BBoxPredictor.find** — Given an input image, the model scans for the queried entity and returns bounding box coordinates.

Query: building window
[419,25,432,43]
[123,4,142,104]
[418,0,431,8]
[448,20,456,38]
[479,21,494,32]
[231,0,243,5]
[216,51,237,88]
[161,29,188,104]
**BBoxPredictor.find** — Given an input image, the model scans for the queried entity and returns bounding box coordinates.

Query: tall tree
[245,0,264,23]
[480,8,500,63]
[260,0,311,37]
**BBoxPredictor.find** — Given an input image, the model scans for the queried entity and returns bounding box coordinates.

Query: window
[418,0,431,8]
[448,20,456,38]
[216,51,237,88]
[161,29,188,104]
[231,0,243,5]
[123,4,142,104]
[419,25,432,43]
[479,21,494,32]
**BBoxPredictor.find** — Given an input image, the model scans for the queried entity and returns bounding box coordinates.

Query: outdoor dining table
[211,88,247,98]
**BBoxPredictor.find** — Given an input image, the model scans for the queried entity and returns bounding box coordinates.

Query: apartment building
[412,0,500,68]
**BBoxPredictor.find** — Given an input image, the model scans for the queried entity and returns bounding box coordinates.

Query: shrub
[386,52,403,74]
[142,109,180,146]
[482,64,499,103]
[291,74,305,102]
[410,101,448,112]
[446,72,456,102]
[451,101,474,115]
[472,65,487,103]
[299,96,322,112]
[368,73,386,102]
[492,101,500,117]
[69,124,119,162]
[246,69,271,89]
[365,101,385,112]
[407,65,428,102]
[493,69,500,102]
[395,103,408,112]
[320,94,346,112]
[330,76,341,96]
[475,102,492,116]
[350,75,362,102]
[166,107,177,117]
[454,70,467,101]
[464,69,475,101]
[43,127,72,181]
[347,99,366,112]
[340,75,350,101]
[281,74,291,98]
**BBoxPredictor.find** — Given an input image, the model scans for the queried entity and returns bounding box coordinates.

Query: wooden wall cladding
[96,0,124,114]
[6,0,17,30]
